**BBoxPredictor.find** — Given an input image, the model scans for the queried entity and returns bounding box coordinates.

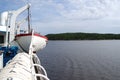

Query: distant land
[46,32,120,40]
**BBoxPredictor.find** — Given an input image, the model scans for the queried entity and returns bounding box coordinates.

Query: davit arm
[9,3,31,43]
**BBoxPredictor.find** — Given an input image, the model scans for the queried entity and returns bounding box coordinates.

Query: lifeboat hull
[15,33,48,53]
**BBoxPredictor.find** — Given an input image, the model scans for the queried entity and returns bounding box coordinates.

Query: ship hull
[15,33,48,52]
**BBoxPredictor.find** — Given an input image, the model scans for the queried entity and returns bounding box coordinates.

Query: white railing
[29,30,49,80]
[32,53,49,80]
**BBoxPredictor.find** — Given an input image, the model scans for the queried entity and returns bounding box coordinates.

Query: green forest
[46,32,120,40]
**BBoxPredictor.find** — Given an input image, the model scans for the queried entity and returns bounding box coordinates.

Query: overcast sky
[1,0,120,34]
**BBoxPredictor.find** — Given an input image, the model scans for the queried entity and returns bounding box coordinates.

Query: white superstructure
[0,3,49,80]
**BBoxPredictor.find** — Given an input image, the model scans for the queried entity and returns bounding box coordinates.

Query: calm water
[38,40,120,80]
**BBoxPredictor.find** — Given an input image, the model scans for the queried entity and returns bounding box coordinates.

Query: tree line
[46,32,120,40]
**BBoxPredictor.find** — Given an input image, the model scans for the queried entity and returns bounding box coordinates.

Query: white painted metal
[0,4,31,45]
[0,41,49,80]
[0,3,49,80]
[28,31,49,80]
[0,26,6,32]
[16,17,28,34]
[16,34,47,52]
[0,4,31,43]
[0,52,49,80]
[0,12,8,26]
[9,4,31,42]
[0,11,8,70]
[0,52,33,80]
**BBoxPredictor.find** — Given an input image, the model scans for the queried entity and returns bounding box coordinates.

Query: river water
[38,40,120,80]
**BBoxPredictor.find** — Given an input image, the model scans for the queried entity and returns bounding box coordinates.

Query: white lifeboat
[15,33,48,53]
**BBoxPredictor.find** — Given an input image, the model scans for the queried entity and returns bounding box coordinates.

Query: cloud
[29,0,120,20]
[24,0,120,34]
[56,0,120,19]
[1,0,120,34]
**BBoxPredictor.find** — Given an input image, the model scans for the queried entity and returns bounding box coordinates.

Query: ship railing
[29,51,49,80]
[35,74,49,80]
[29,30,49,80]
[33,64,49,80]
[33,63,47,76]
[32,54,49,80]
